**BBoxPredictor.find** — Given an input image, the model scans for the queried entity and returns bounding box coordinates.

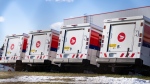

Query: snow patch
[0,76,149,84]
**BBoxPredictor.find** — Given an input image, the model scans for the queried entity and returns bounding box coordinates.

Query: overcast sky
[0,0,150,45]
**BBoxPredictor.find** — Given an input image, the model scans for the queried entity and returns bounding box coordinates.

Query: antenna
[83,13,92,23]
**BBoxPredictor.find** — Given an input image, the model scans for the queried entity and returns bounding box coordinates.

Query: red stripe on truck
[143,24,150,43]
[51,35,59,49]
[120,53,124,57]
[90,30,102,47]
[104,53,107,57]
[130,53,135,58]
[80,54,83,58]
[22,37,28,50]
[60,54,62,58]
[72,54,75,58]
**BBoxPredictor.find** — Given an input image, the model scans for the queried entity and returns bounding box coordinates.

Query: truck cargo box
[54,23,102,66]
[0,33,28,64]
[97,16,150,67]
[22,29,59,64]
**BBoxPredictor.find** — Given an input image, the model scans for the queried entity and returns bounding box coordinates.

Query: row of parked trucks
[0,15,150,75]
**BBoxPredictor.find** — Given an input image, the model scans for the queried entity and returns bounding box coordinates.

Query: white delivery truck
[53,23,102,72]
[0,34,28,71]
[21,29,59,71]
[0,34,28,63]
[96,16,150,75]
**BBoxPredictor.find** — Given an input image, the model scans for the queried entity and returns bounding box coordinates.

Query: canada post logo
[70,37,76,45]
[117,32,126,42]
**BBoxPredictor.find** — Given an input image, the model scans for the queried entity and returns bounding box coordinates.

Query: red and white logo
[118,32,126,42]
[70,37,76,45]
[36,41,41,48]
[10,44,14,50]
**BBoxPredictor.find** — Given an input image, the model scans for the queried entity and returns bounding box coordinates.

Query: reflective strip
[16,56,18,60]
[11,57,13,59]
[72,54,75,58]
[120,53,124,57]
[43,56,45,59]
[27,56,29,59]
[130,53,135,58]
[104,53,107,57]
[80,54,83,58]
[40,56,42,59]
[60,54,62,58]
[37,56,39,59]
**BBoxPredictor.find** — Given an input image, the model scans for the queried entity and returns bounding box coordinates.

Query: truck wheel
[8,69,11,72]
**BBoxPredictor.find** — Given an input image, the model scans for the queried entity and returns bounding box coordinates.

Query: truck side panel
[141,23,150,66]
[89,29,102,65]
[50,34,59,52]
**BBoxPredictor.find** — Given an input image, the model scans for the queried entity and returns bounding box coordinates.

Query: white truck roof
[62,23,103,32]
[104,15,150,23]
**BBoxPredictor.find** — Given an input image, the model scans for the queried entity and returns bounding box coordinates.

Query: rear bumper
[0,60,7,63]
[7,60,16,63]
[96,58,141,64]
[53,58,89,64]
[22,59,51,64]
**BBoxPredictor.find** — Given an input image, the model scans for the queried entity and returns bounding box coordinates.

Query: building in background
[64,6,150,27]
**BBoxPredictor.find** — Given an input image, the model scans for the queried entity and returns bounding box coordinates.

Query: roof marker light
[119,18,126,20]
[37,30,42,32]
[71,24,77,26]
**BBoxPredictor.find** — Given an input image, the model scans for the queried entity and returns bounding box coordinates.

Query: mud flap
[44,60,51,65]
[15,60,24,71]
[82,59,90,66]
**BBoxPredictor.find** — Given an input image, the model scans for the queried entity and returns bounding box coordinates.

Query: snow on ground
[0,76,149,84]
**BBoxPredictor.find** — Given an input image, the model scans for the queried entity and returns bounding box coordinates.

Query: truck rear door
[5,37,20,56]
[108,23,135,52]
[30,34,47,55]
[63,29,84,54]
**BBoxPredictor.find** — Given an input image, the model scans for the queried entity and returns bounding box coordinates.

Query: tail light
[101,40,104,43]
[86,38,89,41]
[102,35,105,39]
[140,33,142,37]
[139,38,142,42]
[88,29,90,32]
[141,22,143,26]
[86,42,88,45]
[104,25,106,29]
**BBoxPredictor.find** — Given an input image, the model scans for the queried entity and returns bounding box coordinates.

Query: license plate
[31,49,36,52]
[109,44,117,48]
[7,51,11,54]
[64,46,70,50]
